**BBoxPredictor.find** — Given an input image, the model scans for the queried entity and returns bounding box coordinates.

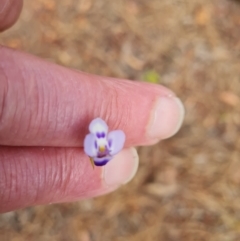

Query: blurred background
[1,0,240,240]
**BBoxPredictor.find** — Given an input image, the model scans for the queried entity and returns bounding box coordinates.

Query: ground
[1,0,240,240]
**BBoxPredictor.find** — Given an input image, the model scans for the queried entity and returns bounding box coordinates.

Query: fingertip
[0,0,23,32]
[146,95,185,142]
[103,148,139,187]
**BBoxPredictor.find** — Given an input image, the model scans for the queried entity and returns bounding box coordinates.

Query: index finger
[0,47,184,147]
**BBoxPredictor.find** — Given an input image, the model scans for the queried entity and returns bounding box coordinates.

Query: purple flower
[84,118,126,167]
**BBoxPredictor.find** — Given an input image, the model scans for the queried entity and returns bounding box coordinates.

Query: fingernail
[103,148,139,187]
[147,96,185,140]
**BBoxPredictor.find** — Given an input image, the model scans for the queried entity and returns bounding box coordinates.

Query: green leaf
[143,70,160,84]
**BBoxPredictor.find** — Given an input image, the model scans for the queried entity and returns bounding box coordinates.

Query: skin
[0,0,184,213]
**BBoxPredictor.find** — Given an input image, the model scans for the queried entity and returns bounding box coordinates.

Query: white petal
[89,118,108,134]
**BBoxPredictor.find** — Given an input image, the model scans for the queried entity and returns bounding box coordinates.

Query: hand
[0,0,184,213]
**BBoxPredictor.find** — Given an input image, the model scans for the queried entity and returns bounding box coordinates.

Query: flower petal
[84,133,97,157]
[108,130,125,155]
[93,156,112,166]
[89,118,108,135]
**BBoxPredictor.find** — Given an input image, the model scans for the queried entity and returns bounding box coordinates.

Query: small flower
[84,118,126,167]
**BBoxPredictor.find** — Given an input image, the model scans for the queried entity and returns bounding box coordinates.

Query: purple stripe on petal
[108,130,125,155]
[94,140,97,149]
[108,139,112,147]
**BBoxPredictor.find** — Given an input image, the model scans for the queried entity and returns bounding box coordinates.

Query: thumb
[0,146,139,212]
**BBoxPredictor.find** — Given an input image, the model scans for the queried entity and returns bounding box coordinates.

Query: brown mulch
[1,0,240,240]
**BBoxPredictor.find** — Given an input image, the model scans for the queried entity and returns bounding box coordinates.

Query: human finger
[0,46,184,147]
[0,0,23,31]
[0,146,139,212]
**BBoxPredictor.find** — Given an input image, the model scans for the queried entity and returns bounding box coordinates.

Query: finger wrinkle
[0,148,81,210]
[0,63,43,144]
[95,80,130,133]
[0,65,8,127]
[31,148,82,204]
[113,86,129,131]
[0,150,30,210]
[32,77,42,140]
[108,85,132,136]
[51,149,76,199]
[48,149,70,199]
